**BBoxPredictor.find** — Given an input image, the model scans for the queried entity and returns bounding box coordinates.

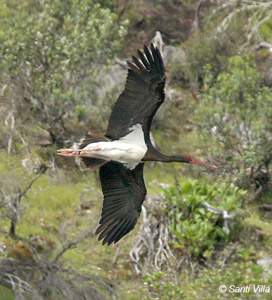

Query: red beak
[188,155,217,169]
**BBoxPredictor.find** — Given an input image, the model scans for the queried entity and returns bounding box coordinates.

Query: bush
[142,272,183,300]
[163,179,246,258]
[181,261,271,299]
[0,0,127,143]
[195,55,272,189]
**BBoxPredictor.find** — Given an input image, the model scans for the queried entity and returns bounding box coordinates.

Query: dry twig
[53,230,94,264]
[130,199,176,275]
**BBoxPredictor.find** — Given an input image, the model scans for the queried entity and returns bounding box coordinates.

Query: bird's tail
[80,132,108,169]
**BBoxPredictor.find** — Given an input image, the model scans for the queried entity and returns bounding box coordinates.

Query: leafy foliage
[0,0,127,142]
[1,1,272,299]
[142,272,183,300]
[163,179,246,258]
[186,33,232,89]
[181,261,272,299]
[195,55,272,188]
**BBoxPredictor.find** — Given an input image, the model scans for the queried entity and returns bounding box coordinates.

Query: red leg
[57,148,101,157]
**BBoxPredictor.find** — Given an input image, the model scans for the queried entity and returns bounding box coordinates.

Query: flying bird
[58,43,217,245]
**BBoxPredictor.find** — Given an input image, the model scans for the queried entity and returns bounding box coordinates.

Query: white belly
[82,141,146,169]
[82,124,148,169]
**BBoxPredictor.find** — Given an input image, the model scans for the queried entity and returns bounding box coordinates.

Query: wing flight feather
[96,162,146,245]
[105,43,166,141]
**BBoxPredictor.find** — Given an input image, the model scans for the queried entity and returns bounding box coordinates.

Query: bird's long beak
[188,155,217,169]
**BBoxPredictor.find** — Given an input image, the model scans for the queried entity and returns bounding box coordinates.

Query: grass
[0,286,14,300]
[179,262,272,300]
[245,208,272,238]
[0,148,272,300]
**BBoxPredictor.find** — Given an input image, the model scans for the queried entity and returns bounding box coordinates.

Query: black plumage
[105,44,165,141]
[94,44,166,244]
[96,162,146,245]
[57,43,217,246]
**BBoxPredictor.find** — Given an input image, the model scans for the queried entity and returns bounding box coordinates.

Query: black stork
[57,43,217,245]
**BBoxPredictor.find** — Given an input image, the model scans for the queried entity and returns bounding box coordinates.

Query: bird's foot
[57,149,82,157]
[57,148,100,157]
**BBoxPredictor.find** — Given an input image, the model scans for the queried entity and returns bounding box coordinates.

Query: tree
[211,0,272,48]
[0,0,127,145]
[195,55,272,189]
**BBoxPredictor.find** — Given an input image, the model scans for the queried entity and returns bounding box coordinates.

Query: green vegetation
[196,55,272,188]
[143,272,183,300]
[1,1,272,299]
[0,0,127,143]
[164,180,246,258]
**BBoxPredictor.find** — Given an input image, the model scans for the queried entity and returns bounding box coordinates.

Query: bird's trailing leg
[57,148,101,157]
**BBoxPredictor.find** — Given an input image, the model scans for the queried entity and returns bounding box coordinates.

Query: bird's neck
[162,154,191,163]
[143,148,191,163]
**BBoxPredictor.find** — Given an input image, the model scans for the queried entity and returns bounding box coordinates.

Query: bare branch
[222,242,240,269]
[1,273,43,300]
[112,244,120,265]
[197,200,232,234]
[130,197,176,275]
[181,197,232,235]
[9,166,47,237]
[255,41,272,54]
[194,0,205,32]
[258,203,272,211]
[19,166,48,200]
[4,110,15,154]
[52,230,94,264]
[210,0,272,47]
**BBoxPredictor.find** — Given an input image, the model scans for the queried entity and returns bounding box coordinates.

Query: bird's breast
[83,141,147,169]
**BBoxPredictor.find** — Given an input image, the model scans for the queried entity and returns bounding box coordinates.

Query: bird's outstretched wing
[96,162,146,245]
[105,43,166,141]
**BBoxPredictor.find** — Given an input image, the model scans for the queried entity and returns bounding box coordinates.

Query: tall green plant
[195,55,272,188]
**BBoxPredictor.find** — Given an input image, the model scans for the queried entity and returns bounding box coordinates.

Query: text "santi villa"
[229,285,270,293]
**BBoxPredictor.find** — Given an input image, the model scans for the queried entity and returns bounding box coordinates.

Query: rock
[39,139,52,146]
[80,200,93,210]
[257,257,272,276]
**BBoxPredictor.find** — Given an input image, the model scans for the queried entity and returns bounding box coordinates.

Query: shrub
[0,0,127,143]
[181,261,271,299]
[143,272,183,300]
[163,179,246,258]
[195,55,272,189]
